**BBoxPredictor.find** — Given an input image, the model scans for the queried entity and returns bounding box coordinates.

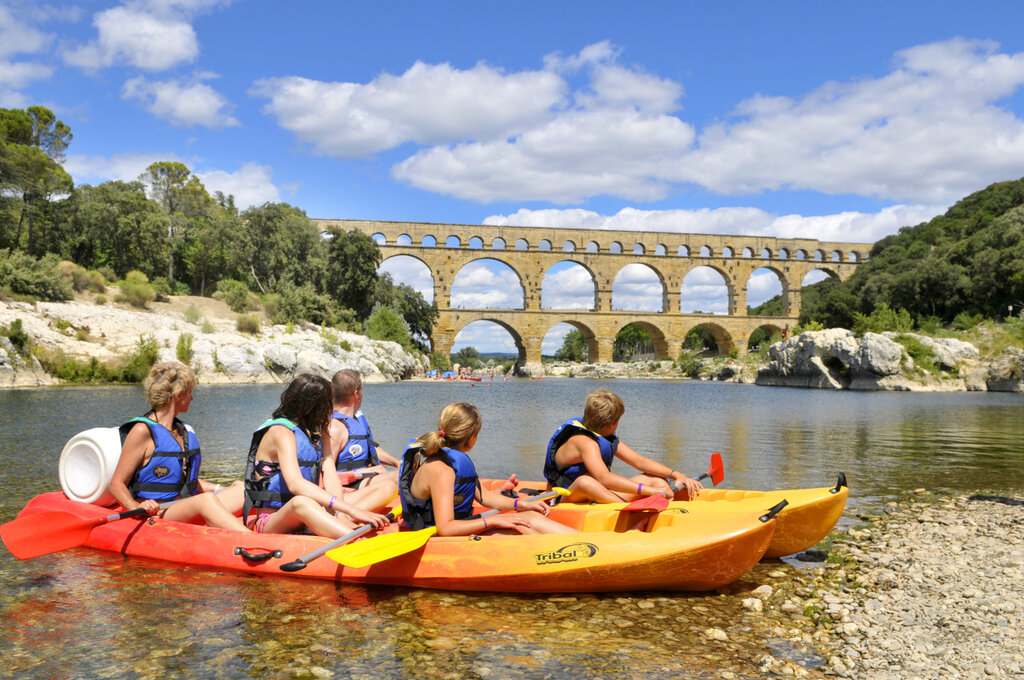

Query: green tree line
[1,106,437,351]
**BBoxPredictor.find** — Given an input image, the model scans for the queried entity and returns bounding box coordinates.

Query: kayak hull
[484,476,848,559]
[12,491,776,593]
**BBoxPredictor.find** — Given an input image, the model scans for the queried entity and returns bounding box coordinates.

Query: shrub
[952,311,985,331]
[793,320,824,334]
[150,276,173,302]
[86,270,106,293]
[216,279,260,313]
[94,295,106,305]
[272,284,342,326]
[674,352,700,377]
[365,304,412,349]
[852,303,914,334]
[35,334,158,383]
[896,334,939,375]
[1,319,31,355]
[176,333,194,364]
[119,270,156,308]
[59,261,92,292]
[236,313,260,334]
[201,319,215,334]
[0,249,73,301]
[261,292,282,320]
[183,304,202,324]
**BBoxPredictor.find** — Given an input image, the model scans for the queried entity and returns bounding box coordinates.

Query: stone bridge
[316,219,871,374]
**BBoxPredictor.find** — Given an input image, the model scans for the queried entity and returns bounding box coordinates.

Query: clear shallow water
[0,379,1021,678]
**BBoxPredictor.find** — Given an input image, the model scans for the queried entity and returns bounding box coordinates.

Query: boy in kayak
[242,374,395,538]
[544,388,703,503]
[328,369,400,489]
[399,402,575,536]
[109,361,249,531]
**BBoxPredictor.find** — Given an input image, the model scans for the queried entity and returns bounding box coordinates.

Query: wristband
[638,482,643,495]
[514,499,519,511]
[327,495,336,511]
[482,516,488,530]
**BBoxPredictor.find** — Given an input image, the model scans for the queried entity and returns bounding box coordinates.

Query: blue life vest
[398,440,480,530]
[333,410,380,472]
[119,415,201,501]
[543,418,618,488]
[243,418,322,522]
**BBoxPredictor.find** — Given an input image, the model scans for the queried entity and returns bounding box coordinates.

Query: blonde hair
[582,388,624,431]
[331,368,362,403]
[415,402,482,456]
[143,361,197,411]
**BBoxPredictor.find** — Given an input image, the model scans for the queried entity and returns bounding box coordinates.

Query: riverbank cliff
[0,294,425,387]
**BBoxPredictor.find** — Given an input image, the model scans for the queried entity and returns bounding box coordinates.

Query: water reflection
[0,380,1021,678]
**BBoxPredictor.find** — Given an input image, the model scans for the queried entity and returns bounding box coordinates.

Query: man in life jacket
[328,369,400,491]
[544,388,703,503]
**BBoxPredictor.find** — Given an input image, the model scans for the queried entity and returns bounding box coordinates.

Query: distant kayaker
[543,388,703,503]
[109,361,249,532]
[399,402,576,536]
[242,374,393,538]
[328,369,400,490]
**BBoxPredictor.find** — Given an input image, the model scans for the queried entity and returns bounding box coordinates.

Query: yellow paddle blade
[327,526,437,569]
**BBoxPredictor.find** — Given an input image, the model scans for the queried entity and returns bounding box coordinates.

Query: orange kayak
[10,490,778,593]
[483,474,849,559]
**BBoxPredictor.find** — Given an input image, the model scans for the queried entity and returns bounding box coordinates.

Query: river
[1,379,1021,678]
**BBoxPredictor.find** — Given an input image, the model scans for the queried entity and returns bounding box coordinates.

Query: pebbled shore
[758,491,1024,679]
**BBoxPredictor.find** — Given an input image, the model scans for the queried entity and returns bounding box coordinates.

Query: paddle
[620,453,727,512]
[3,501,168,560]
[327,487,569,569]
[279,507,403,572]
[0,486,234,560]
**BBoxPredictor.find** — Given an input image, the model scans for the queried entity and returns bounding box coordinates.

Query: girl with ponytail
[398,402,575,536]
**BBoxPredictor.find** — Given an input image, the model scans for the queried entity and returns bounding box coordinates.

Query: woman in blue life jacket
[108,361,249,531]
[243,374,392,538]
[399,402,575,536]
[544,388,703,503]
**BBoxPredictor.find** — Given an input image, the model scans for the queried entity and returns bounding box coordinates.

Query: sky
[3,1,1024,354]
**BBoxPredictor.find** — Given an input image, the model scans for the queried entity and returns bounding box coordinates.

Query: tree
[71,181,169,279]
[320,227,382,319]
[138,162,214,284]
[554,329,588,361]
[373,273,438,351]
[240,202,321,293]
[365,304,412,348]
[613,324,653,361]
[454,346,479,365]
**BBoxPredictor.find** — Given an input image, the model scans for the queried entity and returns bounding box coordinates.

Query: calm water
[1,379,1022,678]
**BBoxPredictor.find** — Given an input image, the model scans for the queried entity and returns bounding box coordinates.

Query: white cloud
[65,151,185,185]
[680,266,729,314]
[0,6,53,59]
[0,6,55,104]
[450,261,523,309]
[379,255,435,303]
[0,61,54,105]
[541,264,595,309]
[122,73,239,128]
[484,203,946,244]
[64,5,199,71]
[612,263,663,311]
[746,269,783,308]
[196,163,279,209]
[251,61,566,158]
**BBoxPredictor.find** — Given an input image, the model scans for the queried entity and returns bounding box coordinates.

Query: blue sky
[4,1,1024,353]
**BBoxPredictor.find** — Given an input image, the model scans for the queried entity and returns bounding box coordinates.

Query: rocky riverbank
[0,295,426,387]
[754,491,1024,678]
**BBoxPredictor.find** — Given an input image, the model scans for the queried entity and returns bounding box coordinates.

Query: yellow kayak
[482,474,849,559]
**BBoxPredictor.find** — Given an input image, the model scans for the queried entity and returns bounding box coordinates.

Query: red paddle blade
[0,511,101,560]
[709,453,725,486]
[622,494,669,512]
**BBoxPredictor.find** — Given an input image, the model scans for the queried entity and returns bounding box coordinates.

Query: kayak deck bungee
[482,473,849,559]
[12,490,778,593]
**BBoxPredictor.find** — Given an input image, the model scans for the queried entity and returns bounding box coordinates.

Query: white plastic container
[58,427,122,506]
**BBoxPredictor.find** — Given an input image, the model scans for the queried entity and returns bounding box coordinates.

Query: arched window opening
[722,246,734,258]
[378,255,434,304]
[682,325,719,355]
[741,247,753,258]
[542,262,596,310]
[492,237,506,250]
[371,232,386,245]
[545,323,591,362]
[451,321,521,367]
[678,245,690,257]
[699,245,712,257]
[609,242,623,254]
[514,238,529,251]
[562,241,576,252]
[632,243,645,255]
[586,241,600,253]
[681,266,728,314]
[451,259,524,309]
[538,239,552,251]
[421,235,437,247]
[613,323,656,361]
[468,236,484,249]
[746,268,783,314]
[830,250,841,262]
[612,264,663,312]
[397,234,412,246]
[655,244,667,256]
[760,248,771,259]
[446,236,461,248]
[778,248,789,260]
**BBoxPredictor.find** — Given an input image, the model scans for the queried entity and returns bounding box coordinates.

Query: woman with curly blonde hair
[108,361,248,531]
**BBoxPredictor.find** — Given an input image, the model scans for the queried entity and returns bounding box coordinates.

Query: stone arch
[451,258,525,309]
[468,236,484,249]
[371,232,386,245]
[397,233,412,246]
[562,240,576,252]
[612,263,666,312]
[678,245,690,257]
[544,320,599,363]
[421,234,437,247]
[379,254,435,303]
[830,249,842,262]
[492,237,506,250]
[700,245,713,257]
[542,261,598,310]
[722,246,734,258]
[655,244,667,256]
[515,238,529,251]
[760,248,771,259]
[632,243,645,254]
[747,322,786,352]
[741,247,753,258]
[539,239,552,251]
[450,318,526,367]
[681,265,731,314]
[446,235,462,248]
[801,267,839,286]
[613,319,670,360]
[814,249,825,262]
[847,251,859,262]
[681,320,737,356]
[778,248,789,260]
[609,241,623,254]
[585,241,599,253]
